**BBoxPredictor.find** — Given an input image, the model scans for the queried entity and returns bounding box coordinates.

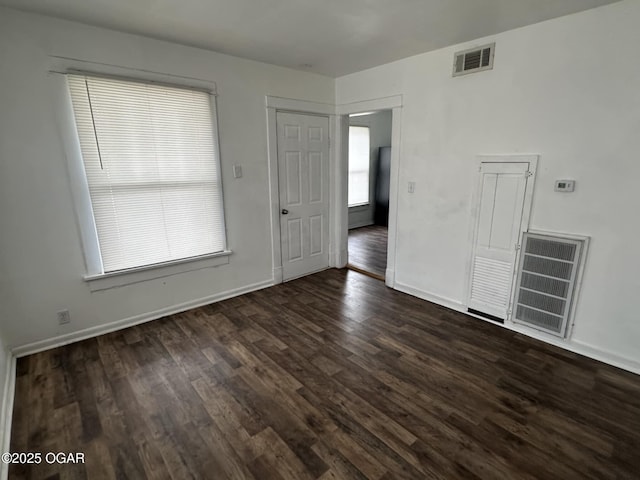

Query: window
[67,74,227,274]
[348,126,370,207]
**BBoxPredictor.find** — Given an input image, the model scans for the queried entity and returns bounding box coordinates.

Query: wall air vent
[453,43,495,77]
[512,232,587,337]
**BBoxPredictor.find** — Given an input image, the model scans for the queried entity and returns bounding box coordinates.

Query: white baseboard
[11,278,275,358]
[0,353,16,480]
[385,268,395,288]
[272,267,283,285]
[393,281,640,376]
[569,339,640,375]
[394,281,464,311]
[337,248,348,268]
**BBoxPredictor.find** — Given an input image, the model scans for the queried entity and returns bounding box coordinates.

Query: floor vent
[512,233,586,337]
[453,43,495,76]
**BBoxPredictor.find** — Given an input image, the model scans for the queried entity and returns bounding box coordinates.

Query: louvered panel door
[277,112,330,281]
[468,162,532,319]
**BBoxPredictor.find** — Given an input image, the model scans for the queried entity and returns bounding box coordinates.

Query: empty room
[1,0,639,479]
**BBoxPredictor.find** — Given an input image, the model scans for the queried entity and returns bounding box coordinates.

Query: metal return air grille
[512,233,584,337]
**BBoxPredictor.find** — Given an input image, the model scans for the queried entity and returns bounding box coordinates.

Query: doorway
[346,110,392,280]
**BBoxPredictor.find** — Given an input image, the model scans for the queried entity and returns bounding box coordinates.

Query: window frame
[52,62,232,291]
[347,125,371,208]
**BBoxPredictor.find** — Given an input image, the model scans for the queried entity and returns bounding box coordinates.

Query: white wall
[337,0,640,369]
[0,7,334,350]
[348,110,392,229]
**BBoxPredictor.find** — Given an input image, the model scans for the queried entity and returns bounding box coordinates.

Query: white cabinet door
[468,161,534,319]
[277,112,330,281]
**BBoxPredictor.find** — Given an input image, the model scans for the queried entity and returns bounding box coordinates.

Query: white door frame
[266,96,336,283]
[464,154,539,320]
[266,94,402,286]
[336,96,403,287]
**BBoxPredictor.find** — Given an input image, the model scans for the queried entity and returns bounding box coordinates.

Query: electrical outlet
[408,181,416,193]
[57,309,71,325]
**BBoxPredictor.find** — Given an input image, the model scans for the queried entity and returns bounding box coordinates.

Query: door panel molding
[277,112,330,281]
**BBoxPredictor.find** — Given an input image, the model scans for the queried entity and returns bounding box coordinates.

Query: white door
[277,112,330,281]
[468,160,536,319]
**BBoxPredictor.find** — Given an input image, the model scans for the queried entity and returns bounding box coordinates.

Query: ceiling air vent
[512,233,587,337]
[453,43,495,77]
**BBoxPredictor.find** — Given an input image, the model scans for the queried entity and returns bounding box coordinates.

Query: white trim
[394,281,465,311]
[393,281,640,375]
[265,96,337,279]
[265,96,336,115]
[84,251,232,292]
[569,340,640,375]
[266,95,402,278]
[50,69,104,275]
[385,268,396,286]
[48,55,218,94]
[266,106,283,282]
[328,112,339,268]
[333,114,350,268]
[11,279,274,358]
[336,95,403,115]
[272,266,283,284]
[336,97,403,289]
[0,353,16,480]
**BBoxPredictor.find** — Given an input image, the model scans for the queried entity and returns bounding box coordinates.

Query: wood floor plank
[348,225,388,278]
[9,268,640,479]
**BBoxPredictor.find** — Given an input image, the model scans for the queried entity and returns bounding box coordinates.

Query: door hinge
[515,244,521,250]
[525,171,533,177]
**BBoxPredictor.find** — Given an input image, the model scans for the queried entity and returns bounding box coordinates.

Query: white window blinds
[348,126,370,207]
[67,74,227,273]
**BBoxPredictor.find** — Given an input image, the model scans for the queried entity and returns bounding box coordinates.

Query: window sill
[84,250,232,292]
[348,203,370,210]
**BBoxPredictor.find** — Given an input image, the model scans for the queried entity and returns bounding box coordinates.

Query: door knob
[281,209,289,215]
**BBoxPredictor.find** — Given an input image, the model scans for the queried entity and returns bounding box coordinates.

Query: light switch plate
[233,165,243,179]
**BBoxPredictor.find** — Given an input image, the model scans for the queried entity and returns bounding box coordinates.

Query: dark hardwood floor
[348,225,388,279]
[10,268,640,479]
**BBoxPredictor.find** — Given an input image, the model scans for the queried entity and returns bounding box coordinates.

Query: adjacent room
[347,110,392,280]
[1,0,639,479]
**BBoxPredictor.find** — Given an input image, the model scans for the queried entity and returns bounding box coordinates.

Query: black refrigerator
[374,146,391,226]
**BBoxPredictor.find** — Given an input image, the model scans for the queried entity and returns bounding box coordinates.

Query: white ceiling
[0,0,620,77]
